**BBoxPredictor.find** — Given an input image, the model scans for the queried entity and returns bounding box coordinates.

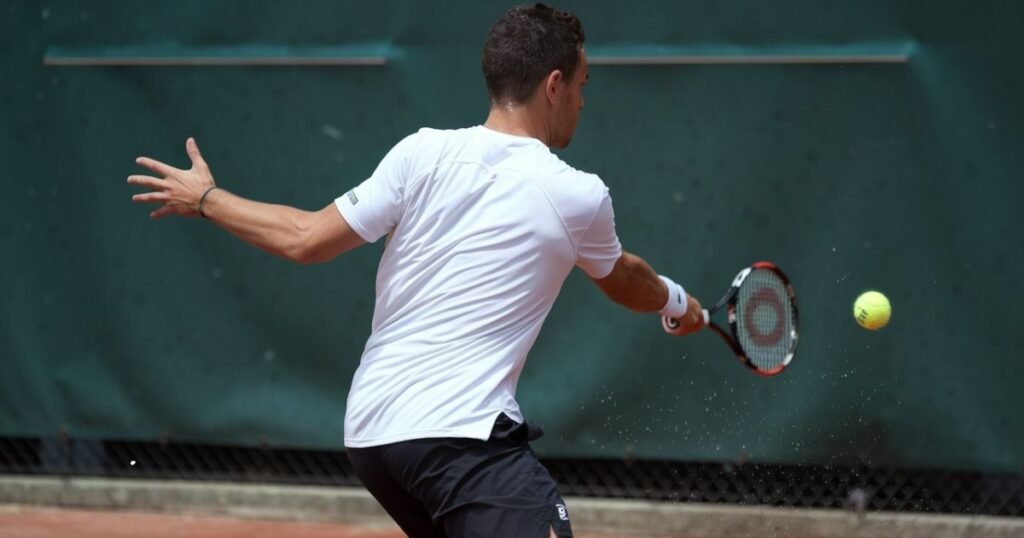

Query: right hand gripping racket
[663,261,799,376]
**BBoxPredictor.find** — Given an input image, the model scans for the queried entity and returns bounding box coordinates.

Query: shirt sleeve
[334,133,418,243]
[576,188,623,279]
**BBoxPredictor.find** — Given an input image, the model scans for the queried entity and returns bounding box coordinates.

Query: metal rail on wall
[41,45,392,66]
[42,43,913,67]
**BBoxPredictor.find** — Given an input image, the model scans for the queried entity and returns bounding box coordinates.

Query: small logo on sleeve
[555,503,569,521]
[346,190,359,205]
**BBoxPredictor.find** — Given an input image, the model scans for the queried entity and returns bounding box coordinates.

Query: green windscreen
[2,0,1021,472]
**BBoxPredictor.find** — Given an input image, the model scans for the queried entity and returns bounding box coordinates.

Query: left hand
[128,137,216,219]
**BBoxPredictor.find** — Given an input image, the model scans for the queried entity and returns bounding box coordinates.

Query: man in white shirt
[129,4,703,537]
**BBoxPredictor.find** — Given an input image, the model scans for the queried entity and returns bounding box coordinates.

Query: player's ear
[544,70,564,104]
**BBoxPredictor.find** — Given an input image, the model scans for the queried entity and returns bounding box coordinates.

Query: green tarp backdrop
[2,0,1022,472]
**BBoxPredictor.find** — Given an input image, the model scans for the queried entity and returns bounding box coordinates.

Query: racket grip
[662,309,712,336]
[662,315,686,336]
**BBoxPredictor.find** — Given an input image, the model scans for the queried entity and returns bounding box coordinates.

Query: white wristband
[658,275,689,318]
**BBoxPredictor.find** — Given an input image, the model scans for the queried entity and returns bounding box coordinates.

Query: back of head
[482,3,586,107]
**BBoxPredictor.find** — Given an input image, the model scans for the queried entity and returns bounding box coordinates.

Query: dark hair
[482,3,586,105]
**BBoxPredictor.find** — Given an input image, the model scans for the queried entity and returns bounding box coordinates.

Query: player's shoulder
[387,126,481,157]
[397,126,609,195]
[390,127,443,150]
[523,154,609,223]
[380,127,468,169]
[404,126,476,145]
[538,152,609,197]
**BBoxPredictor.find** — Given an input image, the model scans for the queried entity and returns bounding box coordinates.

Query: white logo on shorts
[556,503,569,521]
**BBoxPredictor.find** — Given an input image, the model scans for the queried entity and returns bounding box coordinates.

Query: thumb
[185,137,207,168]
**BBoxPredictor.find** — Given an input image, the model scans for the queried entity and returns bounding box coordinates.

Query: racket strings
[734,269,796,370]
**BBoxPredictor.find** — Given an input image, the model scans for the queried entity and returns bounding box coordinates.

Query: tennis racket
[663,261,799,376]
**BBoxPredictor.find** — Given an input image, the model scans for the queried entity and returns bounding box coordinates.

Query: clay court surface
[0,505,626,538]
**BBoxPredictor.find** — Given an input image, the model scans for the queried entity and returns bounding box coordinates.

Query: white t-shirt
[335,125,622,447]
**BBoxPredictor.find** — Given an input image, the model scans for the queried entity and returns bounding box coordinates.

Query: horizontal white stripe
[43,55,388,66]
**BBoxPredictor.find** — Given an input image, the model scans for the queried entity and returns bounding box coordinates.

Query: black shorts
[347,414,573,538]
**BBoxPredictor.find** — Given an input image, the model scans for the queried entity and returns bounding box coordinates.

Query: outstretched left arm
[128,137,364,264]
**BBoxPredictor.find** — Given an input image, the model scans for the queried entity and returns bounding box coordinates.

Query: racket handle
[662,315,685,335]
[662,309,712,336]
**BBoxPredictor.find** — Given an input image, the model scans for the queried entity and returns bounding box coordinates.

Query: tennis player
[129,4,703,537]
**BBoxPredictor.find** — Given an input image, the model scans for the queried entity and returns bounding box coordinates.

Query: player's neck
[483,103,553,147]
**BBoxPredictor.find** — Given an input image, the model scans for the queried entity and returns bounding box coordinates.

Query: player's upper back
[336,125,620,345]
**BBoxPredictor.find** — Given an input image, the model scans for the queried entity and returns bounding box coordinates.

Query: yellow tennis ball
[853,291,891,330]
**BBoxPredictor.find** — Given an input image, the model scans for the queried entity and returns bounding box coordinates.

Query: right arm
[574,182,702,334]
[590,251,704,335]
